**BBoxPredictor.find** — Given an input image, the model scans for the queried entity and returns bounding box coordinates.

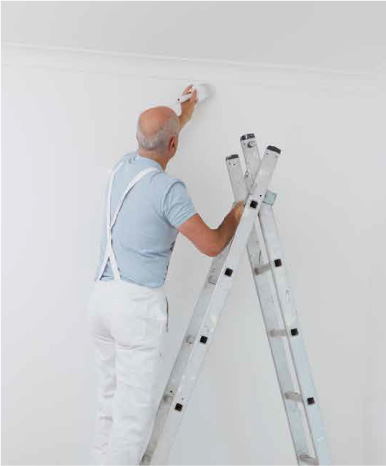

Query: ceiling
[2,1,386,75]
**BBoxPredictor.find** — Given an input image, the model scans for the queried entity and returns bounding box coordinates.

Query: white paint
[2,44,385,465]
[2,2,386,74]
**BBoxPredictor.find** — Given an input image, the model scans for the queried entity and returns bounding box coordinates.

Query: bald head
[136,106,180,155]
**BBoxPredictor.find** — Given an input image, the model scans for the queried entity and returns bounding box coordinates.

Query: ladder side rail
[259,203,331,465]
[141,246,231,464]
[227,154,312,462]
[168,247,231,392]
[146,148,281,464]
[240,136,331,464]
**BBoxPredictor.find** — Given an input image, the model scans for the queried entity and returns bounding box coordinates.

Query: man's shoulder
[151,171,186,193]
[149,173,191,219]
[115,151,187,196]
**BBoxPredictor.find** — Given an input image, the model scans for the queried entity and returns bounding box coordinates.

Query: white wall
[2,45,385,465]
[363,81,386,463]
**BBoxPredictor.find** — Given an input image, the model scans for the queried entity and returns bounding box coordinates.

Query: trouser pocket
[165,296,169,332]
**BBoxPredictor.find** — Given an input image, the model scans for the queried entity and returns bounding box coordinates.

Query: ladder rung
[268,329,287,337]
[254,257,283,276]
[254,263,271,275]
[284,391,316,407]
[285,391,302,403]
[268,328,301,338]
[299,454,318,465]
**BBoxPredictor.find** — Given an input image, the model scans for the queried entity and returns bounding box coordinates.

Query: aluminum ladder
[141,134,331,465]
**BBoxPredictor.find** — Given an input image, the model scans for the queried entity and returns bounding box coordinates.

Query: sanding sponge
[177,83,211,104]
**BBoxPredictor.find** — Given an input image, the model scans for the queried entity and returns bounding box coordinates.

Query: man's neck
[137,147,168,171]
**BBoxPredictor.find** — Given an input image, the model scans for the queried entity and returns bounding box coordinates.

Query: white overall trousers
[87,164,169,465]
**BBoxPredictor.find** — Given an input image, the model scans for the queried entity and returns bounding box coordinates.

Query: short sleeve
[162,180,196,228]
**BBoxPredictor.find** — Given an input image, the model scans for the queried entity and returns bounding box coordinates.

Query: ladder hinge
[263,190,277,205]
[299,454,318,465]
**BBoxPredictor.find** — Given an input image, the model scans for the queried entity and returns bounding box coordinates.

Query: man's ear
[169,136,176,152]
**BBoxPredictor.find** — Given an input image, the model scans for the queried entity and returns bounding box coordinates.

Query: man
[87,85,244,465]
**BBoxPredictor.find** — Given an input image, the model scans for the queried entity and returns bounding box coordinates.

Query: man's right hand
[231,200,245,224]
[179,85,198,130]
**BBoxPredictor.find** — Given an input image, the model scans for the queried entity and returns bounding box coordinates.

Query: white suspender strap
[97,162,123,282]
[97,165,159,281]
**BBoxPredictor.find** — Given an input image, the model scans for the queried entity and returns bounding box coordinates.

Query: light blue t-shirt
[95,151,196,288]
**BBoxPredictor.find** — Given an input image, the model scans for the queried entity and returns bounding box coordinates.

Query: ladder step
[285,391,316,406]
[268,328,300,338]
[254,263,271,275]
[299,454,318,465]
[285,391,303,403]
[268,329,286,337]
[254,258,283,275]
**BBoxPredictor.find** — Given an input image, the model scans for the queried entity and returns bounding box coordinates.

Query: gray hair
[136,114,179,152]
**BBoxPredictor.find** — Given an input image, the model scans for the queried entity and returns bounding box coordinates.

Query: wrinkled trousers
[87,280,168,465]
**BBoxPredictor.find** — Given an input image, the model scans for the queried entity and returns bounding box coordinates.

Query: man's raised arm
[178,85,198,131]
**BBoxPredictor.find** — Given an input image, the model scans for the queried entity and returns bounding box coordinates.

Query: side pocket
[165,296,169,332]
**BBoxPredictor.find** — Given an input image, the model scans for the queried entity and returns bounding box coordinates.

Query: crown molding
[2,43,382,95]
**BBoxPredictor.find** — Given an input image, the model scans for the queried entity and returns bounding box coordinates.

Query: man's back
[96,151,196,288]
